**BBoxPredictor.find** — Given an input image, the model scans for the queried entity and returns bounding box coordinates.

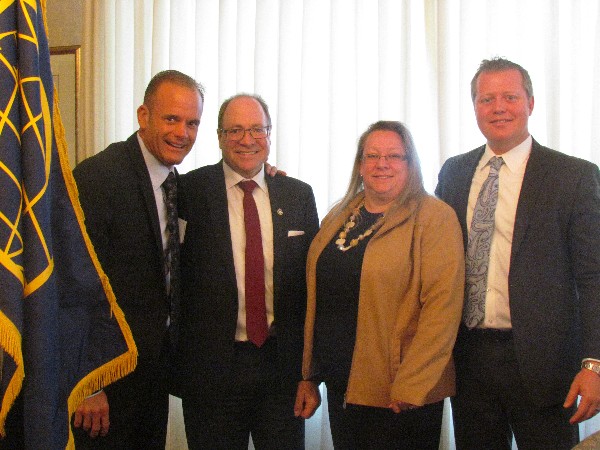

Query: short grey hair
[217,93,272,131]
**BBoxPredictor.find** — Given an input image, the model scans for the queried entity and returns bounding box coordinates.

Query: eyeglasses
[362,153,408,164]
[219,126,271,141]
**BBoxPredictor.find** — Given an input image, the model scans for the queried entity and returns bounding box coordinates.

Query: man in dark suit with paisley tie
[436,57,600,449]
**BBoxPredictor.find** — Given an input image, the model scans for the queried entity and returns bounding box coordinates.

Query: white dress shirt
[467,135,532,329]
[223,162,275,341]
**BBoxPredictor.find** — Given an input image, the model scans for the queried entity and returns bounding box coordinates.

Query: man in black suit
[72,70,204,448]
[177,94,320,449]
[435,57,600,449]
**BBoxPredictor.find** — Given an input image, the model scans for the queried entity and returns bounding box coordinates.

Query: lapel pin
[277,208,283,216]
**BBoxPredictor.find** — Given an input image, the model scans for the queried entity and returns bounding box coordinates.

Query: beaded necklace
[335,202,385,252]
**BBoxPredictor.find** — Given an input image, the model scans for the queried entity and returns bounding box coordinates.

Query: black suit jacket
[435,139,600,406]
[73,133,170,364]
[177,162,319,396]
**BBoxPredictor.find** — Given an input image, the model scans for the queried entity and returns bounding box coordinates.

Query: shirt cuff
[86,389,104,399]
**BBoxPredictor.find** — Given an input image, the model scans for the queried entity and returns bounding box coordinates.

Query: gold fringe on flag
[51,89,138,450]
[42,4,138,449]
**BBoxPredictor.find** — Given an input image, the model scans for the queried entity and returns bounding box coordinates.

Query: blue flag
[0,1,137,449]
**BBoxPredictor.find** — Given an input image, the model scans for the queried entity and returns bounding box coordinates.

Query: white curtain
[81,1,600,449]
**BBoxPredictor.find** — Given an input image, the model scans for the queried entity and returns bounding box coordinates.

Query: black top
[313,206,383,391]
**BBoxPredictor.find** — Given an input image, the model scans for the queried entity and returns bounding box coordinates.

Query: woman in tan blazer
[294,121,465,449]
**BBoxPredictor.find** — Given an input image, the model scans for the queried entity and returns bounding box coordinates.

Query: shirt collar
[138,133,173,191]
[223,161,267,192]
[479,135,532,173]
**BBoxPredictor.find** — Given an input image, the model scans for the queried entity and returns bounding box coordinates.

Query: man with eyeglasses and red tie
[175,94,320,449]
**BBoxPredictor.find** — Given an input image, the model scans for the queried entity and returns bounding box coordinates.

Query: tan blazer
[302,193,465,407]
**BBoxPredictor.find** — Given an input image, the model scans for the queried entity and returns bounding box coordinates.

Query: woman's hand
[388,400,418,413]
[294,380,321,419]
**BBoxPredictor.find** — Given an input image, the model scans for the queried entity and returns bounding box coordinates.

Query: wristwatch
[582,360,600,375]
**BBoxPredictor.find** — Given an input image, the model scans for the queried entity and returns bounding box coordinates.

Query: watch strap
[582,360,600,375]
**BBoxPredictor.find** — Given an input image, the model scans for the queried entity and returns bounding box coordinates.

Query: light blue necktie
[464,156,504,328]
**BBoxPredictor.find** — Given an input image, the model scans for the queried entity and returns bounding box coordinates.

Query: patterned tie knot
[163,172,177,211]
[163,172,177,233]
[239,180,258,194]
[489,156,504,173]
[163,171,176,192]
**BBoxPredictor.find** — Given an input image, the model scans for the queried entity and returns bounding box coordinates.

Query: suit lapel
[456,147,485,246]
[511,140,549,258]
[265,175,286,298]
[126,135,164,260]
[207,163,238,288]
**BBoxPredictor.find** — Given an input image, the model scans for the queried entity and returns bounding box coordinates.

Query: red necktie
[239,180,268,347]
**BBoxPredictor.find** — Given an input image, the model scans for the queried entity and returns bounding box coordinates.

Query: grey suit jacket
[435,138,600,406]
[177,162,319,396]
